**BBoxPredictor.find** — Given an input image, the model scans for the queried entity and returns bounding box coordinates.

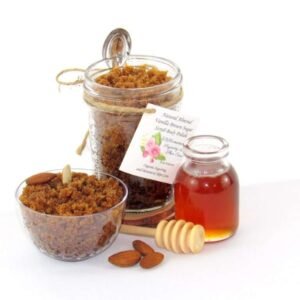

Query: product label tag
[119,104,199,184]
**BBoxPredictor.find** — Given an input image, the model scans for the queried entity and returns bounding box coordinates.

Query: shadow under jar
[84,55,183,212]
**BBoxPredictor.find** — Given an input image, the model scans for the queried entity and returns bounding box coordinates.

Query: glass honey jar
[174,135,239,242]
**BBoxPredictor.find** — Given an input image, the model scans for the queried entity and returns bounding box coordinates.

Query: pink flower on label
[146,138,156,150]
[141,133,165,163]
[149,144,160,158]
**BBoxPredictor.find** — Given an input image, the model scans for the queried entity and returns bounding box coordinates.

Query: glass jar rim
[84,54,182,96]
[183,135,229,162]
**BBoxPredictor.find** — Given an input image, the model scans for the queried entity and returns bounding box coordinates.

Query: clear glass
[175,135,239,242]
[84,55,183,212]
[15,169,128,261]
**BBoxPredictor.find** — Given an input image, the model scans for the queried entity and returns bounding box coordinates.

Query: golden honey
[174,135,239,242]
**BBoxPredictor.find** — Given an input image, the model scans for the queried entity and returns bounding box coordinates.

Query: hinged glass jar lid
[83,29,183,216]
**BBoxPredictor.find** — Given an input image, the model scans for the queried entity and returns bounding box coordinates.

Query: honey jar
[174,135,239,242]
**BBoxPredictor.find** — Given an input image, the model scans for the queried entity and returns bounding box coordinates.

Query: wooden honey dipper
[120,219,205,254]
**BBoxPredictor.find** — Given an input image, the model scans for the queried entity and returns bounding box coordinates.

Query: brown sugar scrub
[20,172,123,216]
[17,169,127,261]
[96,65,171,88]
[84,57,183,211]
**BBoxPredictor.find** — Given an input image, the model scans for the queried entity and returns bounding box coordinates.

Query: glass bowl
[15,169,128,261]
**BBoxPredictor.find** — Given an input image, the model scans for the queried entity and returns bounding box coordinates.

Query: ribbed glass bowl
[15,169,128,261]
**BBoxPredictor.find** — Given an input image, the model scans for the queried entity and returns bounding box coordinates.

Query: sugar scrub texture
[20,172,124,216]
[96,65,171,88]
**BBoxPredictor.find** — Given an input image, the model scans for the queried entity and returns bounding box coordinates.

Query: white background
[0,1,300,299]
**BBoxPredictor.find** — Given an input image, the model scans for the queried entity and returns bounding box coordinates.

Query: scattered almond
[140,252,164,269]
[132,240,155,256]
[26,173,56,185]
[108,250,141,267]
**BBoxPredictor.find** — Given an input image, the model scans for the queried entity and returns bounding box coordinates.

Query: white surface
[1,0,300,299]
[1,181,300,300]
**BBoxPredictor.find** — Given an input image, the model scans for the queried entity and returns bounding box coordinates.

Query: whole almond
[140,252,164,269]
[108,250,141,267]
[133,240,155,256]
[26,173,56,185]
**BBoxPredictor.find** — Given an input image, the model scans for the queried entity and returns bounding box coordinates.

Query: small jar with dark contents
[174,135,239,242]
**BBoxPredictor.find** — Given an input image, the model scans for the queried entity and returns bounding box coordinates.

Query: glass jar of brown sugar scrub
[84,44,183,213]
